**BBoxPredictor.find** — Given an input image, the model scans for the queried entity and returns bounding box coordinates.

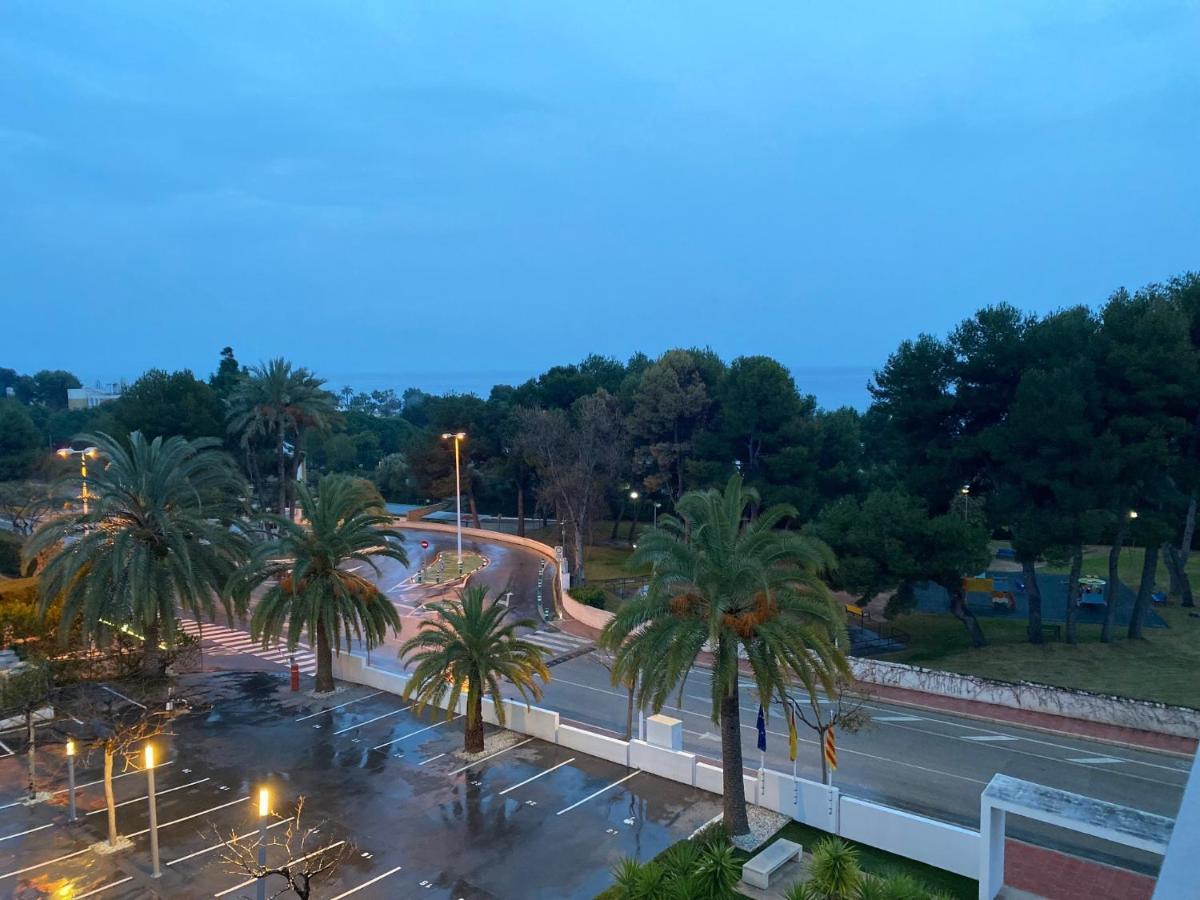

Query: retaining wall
[840,797,979,879]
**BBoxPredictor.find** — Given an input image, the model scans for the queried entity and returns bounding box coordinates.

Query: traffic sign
[420,540,430,549]
[823,729,837,771]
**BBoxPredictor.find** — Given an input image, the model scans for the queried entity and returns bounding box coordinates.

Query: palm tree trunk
[1127,543,1159,640]
[720,684,751,836]
[314,621,335,693]
[1102,516,1126,643]
[25,707,36,801]
[277,430,288,517]
[1023,559,1043,644]
[104,747,119,845]
[1065,544,1082,644]
[466,687,485,753]
[624,682,635,741]
[142,621,161,678]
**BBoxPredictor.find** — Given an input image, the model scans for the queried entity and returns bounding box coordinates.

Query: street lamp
[960,484,970,521]
[653,502,661,529]
[145,744,161,878]
[628,491,640,544]
[440,432,467,572]
[256,787,270,900]
[65,739,77,823]
[56,446,99,516]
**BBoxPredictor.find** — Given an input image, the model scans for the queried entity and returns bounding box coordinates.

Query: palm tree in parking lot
[231,474,407,693]
[601,474,848,836]
[400,585,550,753]
[26,432,249,677]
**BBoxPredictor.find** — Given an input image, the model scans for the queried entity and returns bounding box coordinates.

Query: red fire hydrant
[290,656,300,692]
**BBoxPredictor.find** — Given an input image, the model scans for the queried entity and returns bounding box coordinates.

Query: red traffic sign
[420,540,430,549]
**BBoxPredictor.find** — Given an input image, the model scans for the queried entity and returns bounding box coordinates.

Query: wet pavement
[0,672,720,899]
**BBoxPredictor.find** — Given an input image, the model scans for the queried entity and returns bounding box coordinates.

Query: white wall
[630,739,697,785]
[557,723,630,766]
[840,796,979,879]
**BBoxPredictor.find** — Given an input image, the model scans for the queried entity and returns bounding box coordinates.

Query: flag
[756,705,767,752]
[787,703,798,762]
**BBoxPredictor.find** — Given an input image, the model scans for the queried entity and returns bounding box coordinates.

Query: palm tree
[601,474,848,836]
[25,432,249,677]
[226,358,337,516]
[230,475,407,693]
[400,585,549,753]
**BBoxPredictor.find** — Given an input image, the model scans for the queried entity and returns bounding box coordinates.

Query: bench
[742,838,803,889]
[1040,624,1062,642]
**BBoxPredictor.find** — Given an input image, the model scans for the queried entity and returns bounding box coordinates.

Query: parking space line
[329,864,405,899]
[555,771,640,816]
[1,847,91,880]
[214,841,345,897]
[0,760,176,812]
[446,739,533,777]
[76,876,133,898]
[168,819,291,866]
[129,795,248,838]
[499,757,576,795]
[0,821,53,842]
[86,777,210,815]
[962,735,1020,742]
[419,753,446,766]
[295,692,383,722]
[332,705,412,736]
[372,715,461,751]
[0,739,12,757]
[101,684,146,709]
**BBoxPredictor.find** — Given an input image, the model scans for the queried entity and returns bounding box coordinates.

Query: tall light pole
[145,744,161,878]
[56,446,98,516]
[65,739,77,823]
[628,491,639,544]
[256,787,270,900]
[960,484,970,521]
[653,501,661,530]
[441,432,466,571]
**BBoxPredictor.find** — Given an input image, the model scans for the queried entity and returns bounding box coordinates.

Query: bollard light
[256,786,270,900]
[145,743,161,877]
[258,787,269,818]
[65,740,77,823]
[144,744,154,769]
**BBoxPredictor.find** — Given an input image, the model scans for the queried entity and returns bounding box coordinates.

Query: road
[199,528,1191,876]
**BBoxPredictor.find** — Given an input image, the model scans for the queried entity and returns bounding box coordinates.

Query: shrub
[0,532,23,577]
[807,837,863,899]
[572,585,609,609]
[694,842,742,899]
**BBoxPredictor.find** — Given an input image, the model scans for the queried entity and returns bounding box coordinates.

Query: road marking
[446,739,533,777]
[556,771,640,815]
[295,691,383,722]
[332,705,412,736]
[76,876,133,898]
[101,684,146,709]
[0,822,53,842]
[875,715,922,722]
[0,847,90,881]
[1069,757,1124,765]
[168,818,291,866]
[0,739,12,757]
[214,841,346,897]
[499,758,576,795]
[328,864,405,899]
[372,716,460,751]
[961,735,1020,742]
[418,753,446,766]
[86,777,210,815]
[0,760,177,812]
[179,618,318,674]
[129,795,249,838]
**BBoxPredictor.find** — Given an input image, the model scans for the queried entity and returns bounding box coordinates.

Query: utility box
[646,714,683,751]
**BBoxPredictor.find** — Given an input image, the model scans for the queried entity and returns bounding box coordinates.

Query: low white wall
[840,796,979,880]
[630,739,696,785]
[853,657,1200,740]
[696,761,724,795]
[557,723,630,766]
[505,701,560,743]
[561,592,616,631]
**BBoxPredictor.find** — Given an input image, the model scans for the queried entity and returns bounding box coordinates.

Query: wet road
[0,674,719,899]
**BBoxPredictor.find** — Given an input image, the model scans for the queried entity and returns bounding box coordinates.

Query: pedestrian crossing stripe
[178,619,318,675]
[520,628,594,657]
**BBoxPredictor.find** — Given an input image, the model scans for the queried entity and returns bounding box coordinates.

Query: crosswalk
[178,618,317,675]
[520,627,594,662]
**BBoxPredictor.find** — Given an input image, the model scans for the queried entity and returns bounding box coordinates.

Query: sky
[2,2,1198,410]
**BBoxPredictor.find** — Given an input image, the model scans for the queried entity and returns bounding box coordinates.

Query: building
[66,386,120,410]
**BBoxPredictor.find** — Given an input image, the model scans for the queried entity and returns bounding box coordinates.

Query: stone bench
[743,838,803,889]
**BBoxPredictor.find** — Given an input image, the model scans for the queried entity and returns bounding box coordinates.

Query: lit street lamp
[56,446,98,515]
[440,432,467,573]
[145,744,161,878]
[65,739,77,823]
[256,787,270,900]
[960,484,970,521]
[652,501,661,529]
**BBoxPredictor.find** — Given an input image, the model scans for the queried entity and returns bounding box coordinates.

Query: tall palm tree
[25,432,249,676]
[601,475,848,836]
[226,358,337,516]
[400,585,549,753]
[231,474,406,693]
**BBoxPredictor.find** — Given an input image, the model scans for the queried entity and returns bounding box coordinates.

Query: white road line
[296,691,384,722]
[101,684,145,709]
[961,735,1020,742]
[129,795,248,838]
[446,739,534,777]
[214,841,346,897]
[875,715,922,722]
[0,761,176,812]
[76,876,133,898]
[0,822,53,842]
[86,777,210,815]
[0,847,90,881]
[419,753,446,766]
[556,771,640,815]
[167,819,291,866]
[1069,757,1124,765]
[499,758,576,795]
[0,739,12,756]
[329,865,405,899]
[332,706,412,736]
[372,716,460,751]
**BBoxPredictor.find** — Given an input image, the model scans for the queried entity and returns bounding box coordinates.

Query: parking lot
[0,672,722,899]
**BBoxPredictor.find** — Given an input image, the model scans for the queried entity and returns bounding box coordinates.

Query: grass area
[417,551,486,583]
[883,605,1200,708]
[994,540,1200,586]
[740,821,976,899]
[526,519,652,584]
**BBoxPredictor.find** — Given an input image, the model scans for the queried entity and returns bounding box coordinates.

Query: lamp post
[628,491,639,544]
[440,432,466,572]
[256,787,270,900]
[960,484,970,521]
[65,739,76,823]
[56,446,98,516]
[652,502,661,530]
[145,744,161,878]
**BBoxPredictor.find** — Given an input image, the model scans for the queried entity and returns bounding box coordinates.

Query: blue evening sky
[2,2,1197,409]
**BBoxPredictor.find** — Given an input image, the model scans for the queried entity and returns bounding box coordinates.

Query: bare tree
[0,480,51,539]
[596,652,641,740]
[516,391,627,583]
[0,663,52,801]
[216,796,350,900]
[788,680,871,785]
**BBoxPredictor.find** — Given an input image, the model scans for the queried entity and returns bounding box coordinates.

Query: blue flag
[756,705,767,752]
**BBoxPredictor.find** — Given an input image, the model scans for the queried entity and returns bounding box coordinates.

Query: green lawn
[526,519,651,583]
[883,605,1200,708]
